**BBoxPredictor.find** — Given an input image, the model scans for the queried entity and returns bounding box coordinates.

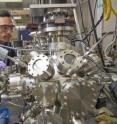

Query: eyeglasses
[0,25,15,31]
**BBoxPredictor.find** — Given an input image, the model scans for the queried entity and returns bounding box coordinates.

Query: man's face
[0,17,14,42]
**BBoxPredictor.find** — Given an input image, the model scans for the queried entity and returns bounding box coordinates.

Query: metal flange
[28,53,54,80]
[57,49,86,76]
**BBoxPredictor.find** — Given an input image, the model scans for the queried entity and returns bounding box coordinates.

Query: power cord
[88,0,105,67]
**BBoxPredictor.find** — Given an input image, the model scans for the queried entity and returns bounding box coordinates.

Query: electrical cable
[84,56,113,82]
[104,16,117,62]
[7,56,27,68]
[67,14,103,44]
[84,54,117,104]
[87,0,105,67]
[111,17,117,60]
[82,33,108,57]
[84,55,117,104]
[82,14,103,42]
[76,0,90,47]
[8,101,22,108]
[104,34,116,59]
[67,16,103,45]
[94,0,98,19]
[87,0,98,46]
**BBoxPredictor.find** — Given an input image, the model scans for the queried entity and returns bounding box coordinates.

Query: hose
[103,0,117,21]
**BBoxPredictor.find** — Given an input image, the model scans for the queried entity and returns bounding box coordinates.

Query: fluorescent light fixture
[14,16,22,20]
[0,0,22,2]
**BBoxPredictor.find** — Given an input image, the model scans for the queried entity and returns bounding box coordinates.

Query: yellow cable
[103,0,117,21]
[103,0,111,20]
[112,7,117,17]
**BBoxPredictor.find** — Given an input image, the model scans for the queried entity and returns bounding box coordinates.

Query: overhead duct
[44,0,67,4]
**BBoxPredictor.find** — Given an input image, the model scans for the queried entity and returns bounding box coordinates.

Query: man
[0,9,16,67]
[0,10,21,123]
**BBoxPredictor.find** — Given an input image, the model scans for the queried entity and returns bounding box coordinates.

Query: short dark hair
[0,9,11,17]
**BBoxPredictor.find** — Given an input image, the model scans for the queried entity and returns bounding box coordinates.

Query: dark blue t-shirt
[1,42,16,66]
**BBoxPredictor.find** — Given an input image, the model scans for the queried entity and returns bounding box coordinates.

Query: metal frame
[30,3,77,8]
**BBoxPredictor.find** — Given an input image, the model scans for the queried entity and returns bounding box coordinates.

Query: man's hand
[0,61,6,69]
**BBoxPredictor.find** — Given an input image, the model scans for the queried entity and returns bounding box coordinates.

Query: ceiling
[0,0,32,9]
[0,0,71,9]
